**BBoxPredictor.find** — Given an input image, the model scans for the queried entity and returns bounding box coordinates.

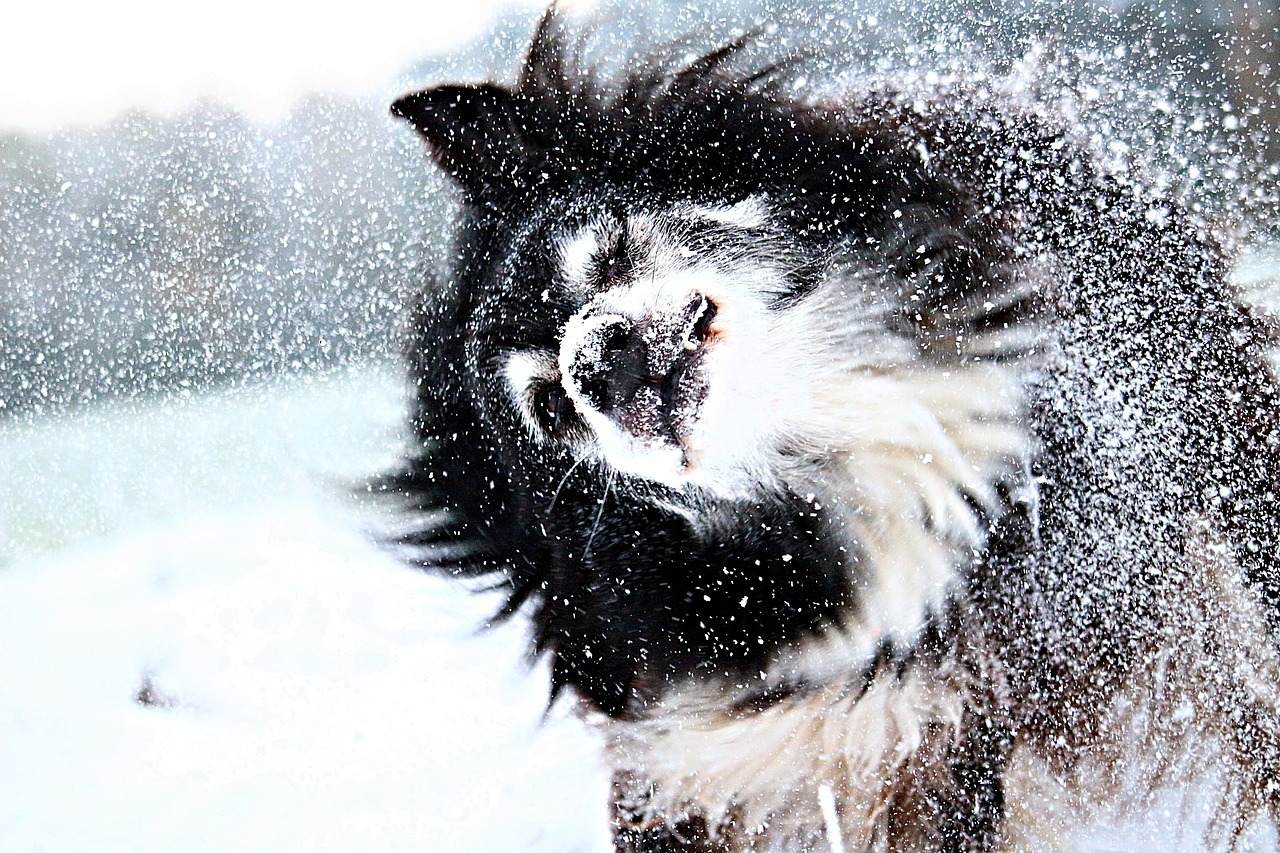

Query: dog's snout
[566,294,717,423]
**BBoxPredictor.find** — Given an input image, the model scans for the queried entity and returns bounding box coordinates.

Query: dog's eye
[534,383,573,434]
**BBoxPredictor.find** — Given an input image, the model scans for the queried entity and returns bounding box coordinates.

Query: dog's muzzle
[562,293,717,452]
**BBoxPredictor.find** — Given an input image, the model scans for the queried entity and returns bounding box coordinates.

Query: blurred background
[1,0,1277,423]
[0,1,1276,850]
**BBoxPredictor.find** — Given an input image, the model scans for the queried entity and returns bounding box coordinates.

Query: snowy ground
[0,365,609,852]
[1,245,1277,853]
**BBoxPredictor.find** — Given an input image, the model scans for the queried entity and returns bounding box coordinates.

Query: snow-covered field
[0,364,608,852]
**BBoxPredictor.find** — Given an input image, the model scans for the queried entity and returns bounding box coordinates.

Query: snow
[0,365,609,852]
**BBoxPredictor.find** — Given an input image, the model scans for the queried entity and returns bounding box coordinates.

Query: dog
[383,11,1280,851]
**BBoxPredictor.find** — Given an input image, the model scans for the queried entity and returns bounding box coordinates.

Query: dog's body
[386,14,1280,850]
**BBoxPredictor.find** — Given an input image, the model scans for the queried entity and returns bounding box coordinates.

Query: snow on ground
[0,365,609,852]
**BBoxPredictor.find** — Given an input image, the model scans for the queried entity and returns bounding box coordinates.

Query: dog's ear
[392,83,534,194]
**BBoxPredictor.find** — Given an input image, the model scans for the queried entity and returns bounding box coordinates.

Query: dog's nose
[566,294,715,422]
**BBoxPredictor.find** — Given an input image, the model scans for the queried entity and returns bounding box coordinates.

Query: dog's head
[389,14,1048,715]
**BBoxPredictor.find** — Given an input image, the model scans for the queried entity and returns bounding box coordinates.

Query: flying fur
[383,11,1280,851]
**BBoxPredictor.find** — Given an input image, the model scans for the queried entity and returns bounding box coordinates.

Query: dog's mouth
[562,293,720,476]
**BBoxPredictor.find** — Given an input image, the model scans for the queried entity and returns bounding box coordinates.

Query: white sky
[0,0,546,131]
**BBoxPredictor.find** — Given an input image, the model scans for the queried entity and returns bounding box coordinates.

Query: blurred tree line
[0,97,446,415]
[0,0,1274,417]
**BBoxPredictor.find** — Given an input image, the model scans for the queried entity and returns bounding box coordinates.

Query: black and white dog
[385,11,1280,851]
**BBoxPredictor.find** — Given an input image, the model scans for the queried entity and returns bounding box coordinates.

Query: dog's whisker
[545,449,591,514]
[583,466,615,560]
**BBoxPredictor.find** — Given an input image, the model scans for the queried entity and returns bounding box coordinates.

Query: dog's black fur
[384,11,1280,851]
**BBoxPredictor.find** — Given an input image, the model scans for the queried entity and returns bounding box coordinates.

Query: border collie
[384,11,1280,851]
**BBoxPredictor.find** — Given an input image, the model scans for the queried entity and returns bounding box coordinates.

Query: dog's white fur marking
[686,197,770,230]
[818,783,847,853]
[604,659,969,848]
[558,219,609,290]
[824,364,1029,648]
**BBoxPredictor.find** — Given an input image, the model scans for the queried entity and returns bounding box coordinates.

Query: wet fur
[383,12,1280,851]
